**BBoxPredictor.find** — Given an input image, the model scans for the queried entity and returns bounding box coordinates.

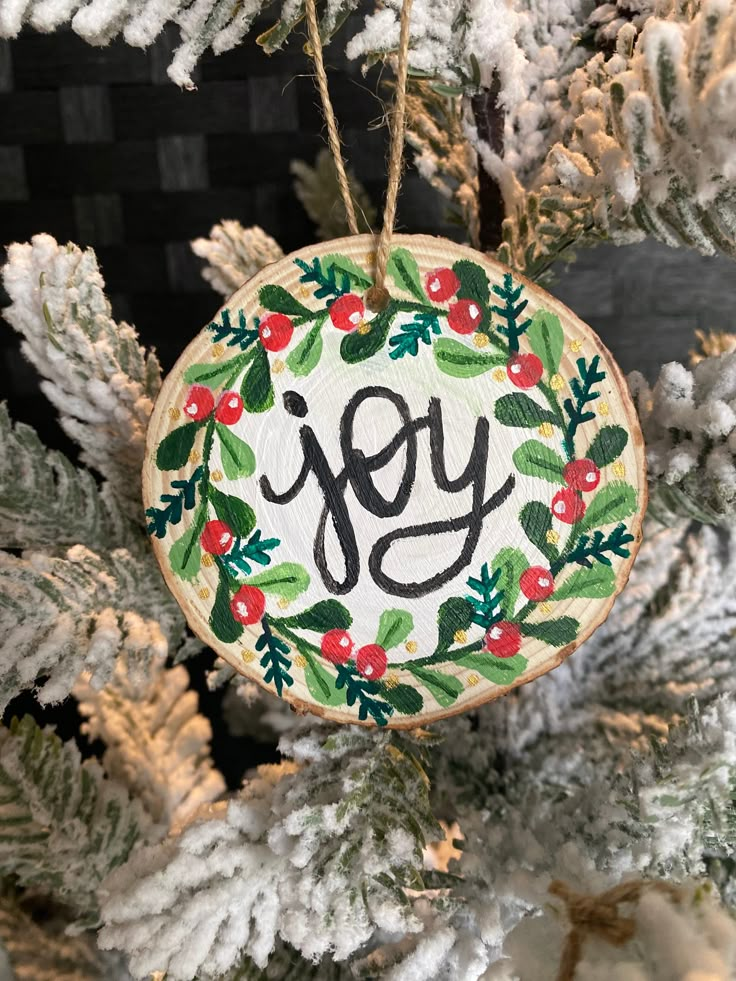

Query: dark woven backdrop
[1,19,735,780]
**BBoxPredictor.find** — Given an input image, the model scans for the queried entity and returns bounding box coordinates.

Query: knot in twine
[549,878,684,981]
[304,0,413,313]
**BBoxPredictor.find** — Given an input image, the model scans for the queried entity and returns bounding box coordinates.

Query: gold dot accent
[612,461,626,478]
[168,407,181,421]
[454,629,467,644]
[570,339,583,353]
[201,553,215,568]
[538,422,554,438]
[277,597,290,610]
[210,469,223,482]
[272,359,285,374]
[473,332,489,348]
[365,251,376,265]
[598,401,610,416]
[241,649,256,664]
[492,367,506,382]
[384,672,400,689]
[188,450,201,464]
[546,529,560,545]
[405,640,418,654]
[357,321,371,335]
[539,601,553,615]
[293,654,307,669]
[467,674,480,687]
[550,373,564,391]
[212,343,225,359]
[298,286,310,298]
[198,587,210,600]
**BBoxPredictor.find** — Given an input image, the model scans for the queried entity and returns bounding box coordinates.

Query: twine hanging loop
[304,0,413,312]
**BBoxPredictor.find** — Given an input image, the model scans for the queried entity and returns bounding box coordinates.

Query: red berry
[563,458,601,492]
[259,313,293,352]
[448,298,483,335]
[551,488,586,524]
[321,628,354,665]
[230,585,266,625]
[356,644,387,680]
[200,519,234,555]
[215,390,244,426]
[425,268,460,302]
[506,353,544,389]
[484,621,522,658]
[329,293,365,332]
[184,384,214,421]
[520,566,555,601]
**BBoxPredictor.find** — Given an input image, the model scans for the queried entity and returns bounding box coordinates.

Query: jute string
[549,878,684,981]
[304,0,413,312]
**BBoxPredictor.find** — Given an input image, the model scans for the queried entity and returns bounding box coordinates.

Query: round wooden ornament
[144,234,646,728]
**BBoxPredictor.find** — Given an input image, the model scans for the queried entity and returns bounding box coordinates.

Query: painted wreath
[146,246,639,726]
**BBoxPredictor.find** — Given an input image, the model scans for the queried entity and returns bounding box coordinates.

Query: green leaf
[169,522,202,581]
[216,424,256,479]
[304,656,348,707]
[340,306,392,363]
[379,682,423,716]
[209,574,243,644]
[456,651,527,685]
[519,501,559,564]
[512,440,566,483]
[241,344,274,413]
[258,284,312,318]
[375,609,414,651]
[323,253,372,290]
[578,481,638,533]
[387,248,424,302]
[155,421,203,471]
[586,425,629,468]
[520,616,579,646]
[247,562,310,600]
[409,665,463,708]
[527,310,563,375]
[495,394,557,428]
[434,338,503,378]
[286,322,323,377]
[209,487,256,538]
[452,259,490,305]
[183,353,249,388]
[279,599,352,632]
[435,597,475,653]
[491,547,529,618]
[553,564,616,601]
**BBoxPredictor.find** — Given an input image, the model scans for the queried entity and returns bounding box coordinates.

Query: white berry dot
[186,403,197,414]
[511,363,521,374]
[340,637,349,647]
[469,304,479,319]
[364,664,373,676]
[228,397,238,408]
[236,602,247,617]
[429,278,440,292]
[586,472,596,483]
[554,501,566,514]
[489,626,502,640]
[539,577,550,587]
[349,311,361,324]
[262,327,271,338]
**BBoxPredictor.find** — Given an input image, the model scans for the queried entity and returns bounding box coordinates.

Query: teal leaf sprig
[563,354,605,457]
[465,563,504,629]
[388,312,441,360]
[492,272,531,353]
[295,256,351,301]
[219,530,281,578]
[334,663,394,726]
[146,466,203,538]
[258,619,293,696]
[556,523,635,572]
[208,309,259,350]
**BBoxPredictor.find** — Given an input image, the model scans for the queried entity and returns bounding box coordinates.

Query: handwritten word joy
[260,387,514,598]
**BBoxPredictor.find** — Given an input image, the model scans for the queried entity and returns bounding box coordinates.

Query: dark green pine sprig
[220,530,280,577]
[491,273,531,353]
[295,257,351,301]
[388,312,441,359]
[465,563,504,629]
[208,308,259,350]
[563,355,606,457]
[334,663,394,726]
[257,619,293,697]
[146,466,203,538]
[555,523,635,573]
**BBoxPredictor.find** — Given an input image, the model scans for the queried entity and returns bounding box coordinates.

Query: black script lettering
[259,387,514,598]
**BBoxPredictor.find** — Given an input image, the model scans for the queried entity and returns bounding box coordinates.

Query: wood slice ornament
[144,234,647,728]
